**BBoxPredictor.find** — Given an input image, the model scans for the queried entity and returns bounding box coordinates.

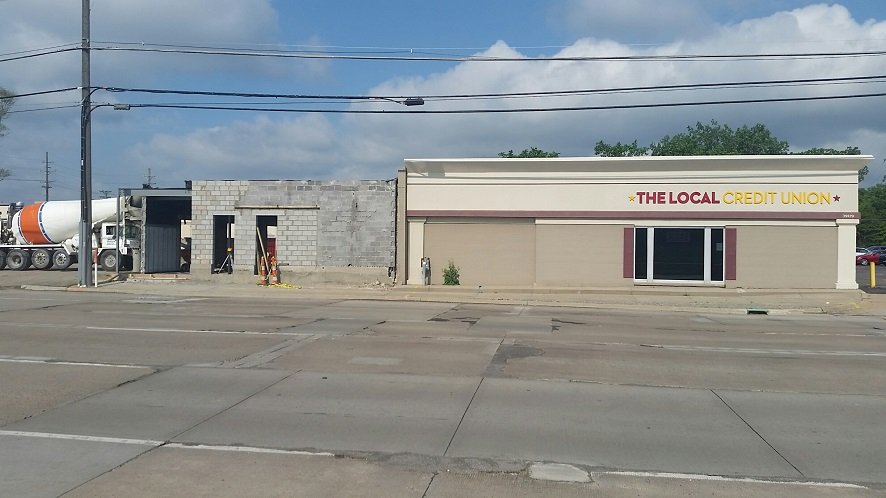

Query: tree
[596,121,866,180]
[0,87,12,137]
[0,88,13,181]
[498,147,560,158]
[796,146,865,181]
[650,121,789,156]
[858,184,886,246]
[594,140,648,157]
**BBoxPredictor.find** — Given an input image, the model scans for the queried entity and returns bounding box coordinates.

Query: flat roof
[404,155,874,174]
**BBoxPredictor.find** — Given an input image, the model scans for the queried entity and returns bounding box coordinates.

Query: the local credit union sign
[630,190,841,206]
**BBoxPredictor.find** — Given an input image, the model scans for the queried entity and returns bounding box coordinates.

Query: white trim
[164,443,333,457]
[601,471,867,489]
[535,219,834,227]
[0,430,161,446]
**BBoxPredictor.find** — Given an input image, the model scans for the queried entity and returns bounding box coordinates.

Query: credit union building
[396,155,871,290]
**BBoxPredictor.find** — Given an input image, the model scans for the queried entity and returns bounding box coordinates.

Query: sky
[1,0,886,202]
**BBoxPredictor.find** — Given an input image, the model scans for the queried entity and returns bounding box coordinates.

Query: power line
[91,44,886,63]
[0,43,80,58]
[98,74,886,103]
[6,104,80,114]
[123,90,886,114]
[0,47,79,63]
[0,88,80,100]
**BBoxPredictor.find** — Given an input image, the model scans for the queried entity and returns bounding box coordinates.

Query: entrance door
[634,227,724,285]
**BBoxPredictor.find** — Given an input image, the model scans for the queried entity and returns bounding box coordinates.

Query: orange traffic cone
[258,256,268,286]
[269,256,278,285]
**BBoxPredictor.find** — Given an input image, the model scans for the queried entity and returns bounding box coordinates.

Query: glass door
[635,227,725,285]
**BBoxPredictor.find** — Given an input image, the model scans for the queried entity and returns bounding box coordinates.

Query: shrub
[443,260,460,285]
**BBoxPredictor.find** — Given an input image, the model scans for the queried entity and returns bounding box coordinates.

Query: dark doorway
[255,215,277,275]
[213,215,235,273]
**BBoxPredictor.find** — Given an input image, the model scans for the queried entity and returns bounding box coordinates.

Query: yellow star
[629,194,636,202]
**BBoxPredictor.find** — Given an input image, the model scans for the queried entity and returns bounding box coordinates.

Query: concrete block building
[190,180,395,284]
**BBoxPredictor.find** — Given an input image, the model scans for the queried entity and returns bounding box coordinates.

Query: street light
[79,97,130,287]
[373,96,425,106]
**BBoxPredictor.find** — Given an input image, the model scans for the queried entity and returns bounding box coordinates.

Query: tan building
[396,155,872,290]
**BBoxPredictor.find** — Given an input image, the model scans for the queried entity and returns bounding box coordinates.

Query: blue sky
[2,0,886,201]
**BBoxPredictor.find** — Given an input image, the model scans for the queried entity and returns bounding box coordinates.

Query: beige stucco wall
[734,225,837,288]
[423,220,535,286]
[536,224,627,286]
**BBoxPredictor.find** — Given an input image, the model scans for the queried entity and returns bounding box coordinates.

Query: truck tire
[99,250,118,272]
[0,250,6,270]
[6,249,31,271]
[31,248,53,270]
[52,250,73,270]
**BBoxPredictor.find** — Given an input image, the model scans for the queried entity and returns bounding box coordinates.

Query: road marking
[0,431,334,457]
[0,297,65,301]
[601,471,868,489]
[0,430,162,446]
[641,344,886,357]
[164,443,333,457]
[0,356,150,369]
[3,322,309,337]
[120,298,208,304]
[85,326,302,336]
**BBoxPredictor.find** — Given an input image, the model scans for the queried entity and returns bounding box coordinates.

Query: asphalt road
[0,283,884,497]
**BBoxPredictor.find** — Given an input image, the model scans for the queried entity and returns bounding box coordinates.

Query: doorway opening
[255,215,277,275]
[212,215,235,273]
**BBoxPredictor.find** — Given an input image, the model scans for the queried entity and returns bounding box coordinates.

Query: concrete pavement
[9,265,886,315]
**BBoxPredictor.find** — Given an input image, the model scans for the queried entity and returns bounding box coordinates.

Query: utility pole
[42,152,52,201]
[143,168,156,188]
[79,0,92,287]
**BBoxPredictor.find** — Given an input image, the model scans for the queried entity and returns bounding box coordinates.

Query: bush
[443,260,460,285]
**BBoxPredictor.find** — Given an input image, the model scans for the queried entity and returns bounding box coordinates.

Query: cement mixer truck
[0,197,140,271]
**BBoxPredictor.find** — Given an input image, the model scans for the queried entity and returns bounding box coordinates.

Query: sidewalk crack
[443,377,484,457]
[711,389,805,477]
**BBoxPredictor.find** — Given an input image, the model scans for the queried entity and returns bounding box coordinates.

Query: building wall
[402,156,871,290]
[191,180,395,283]
[423,220,535,286]
[536,224,626,286]
[734,225,837,288]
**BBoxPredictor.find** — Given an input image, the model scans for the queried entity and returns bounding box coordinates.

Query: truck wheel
[0,250,6,270]
[6,249,31,271]
[99,250,118,272]
[52,250,73,270]
[32,248,53,270]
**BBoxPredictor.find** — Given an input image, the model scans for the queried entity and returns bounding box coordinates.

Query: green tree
[594,140,648,157]
[0,88,12,136]
[796,146,865,181]
[650,121,789,156]
[596,121,866,181]
[0,88,13,181]
[858,184,886,246]
[498,147,560,158]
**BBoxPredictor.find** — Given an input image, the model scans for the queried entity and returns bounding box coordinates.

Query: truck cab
[97,221,141,271]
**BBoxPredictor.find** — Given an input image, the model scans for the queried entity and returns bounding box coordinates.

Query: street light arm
[372,96,425,106]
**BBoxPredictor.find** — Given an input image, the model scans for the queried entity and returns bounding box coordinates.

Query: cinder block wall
[191,180,395,283]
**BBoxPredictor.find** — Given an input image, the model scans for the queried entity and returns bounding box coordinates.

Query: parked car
[857,251,879,265]
[857,247,868,256]
[866,245,886,253]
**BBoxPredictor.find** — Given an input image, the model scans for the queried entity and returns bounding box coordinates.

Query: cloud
[3,2,886,204]
[116,4,886,189]
[0,0,303,93]
[556,0,716,43]
[125,114,345,183]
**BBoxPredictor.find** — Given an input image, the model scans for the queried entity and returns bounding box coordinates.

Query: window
[634,227,725,285]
